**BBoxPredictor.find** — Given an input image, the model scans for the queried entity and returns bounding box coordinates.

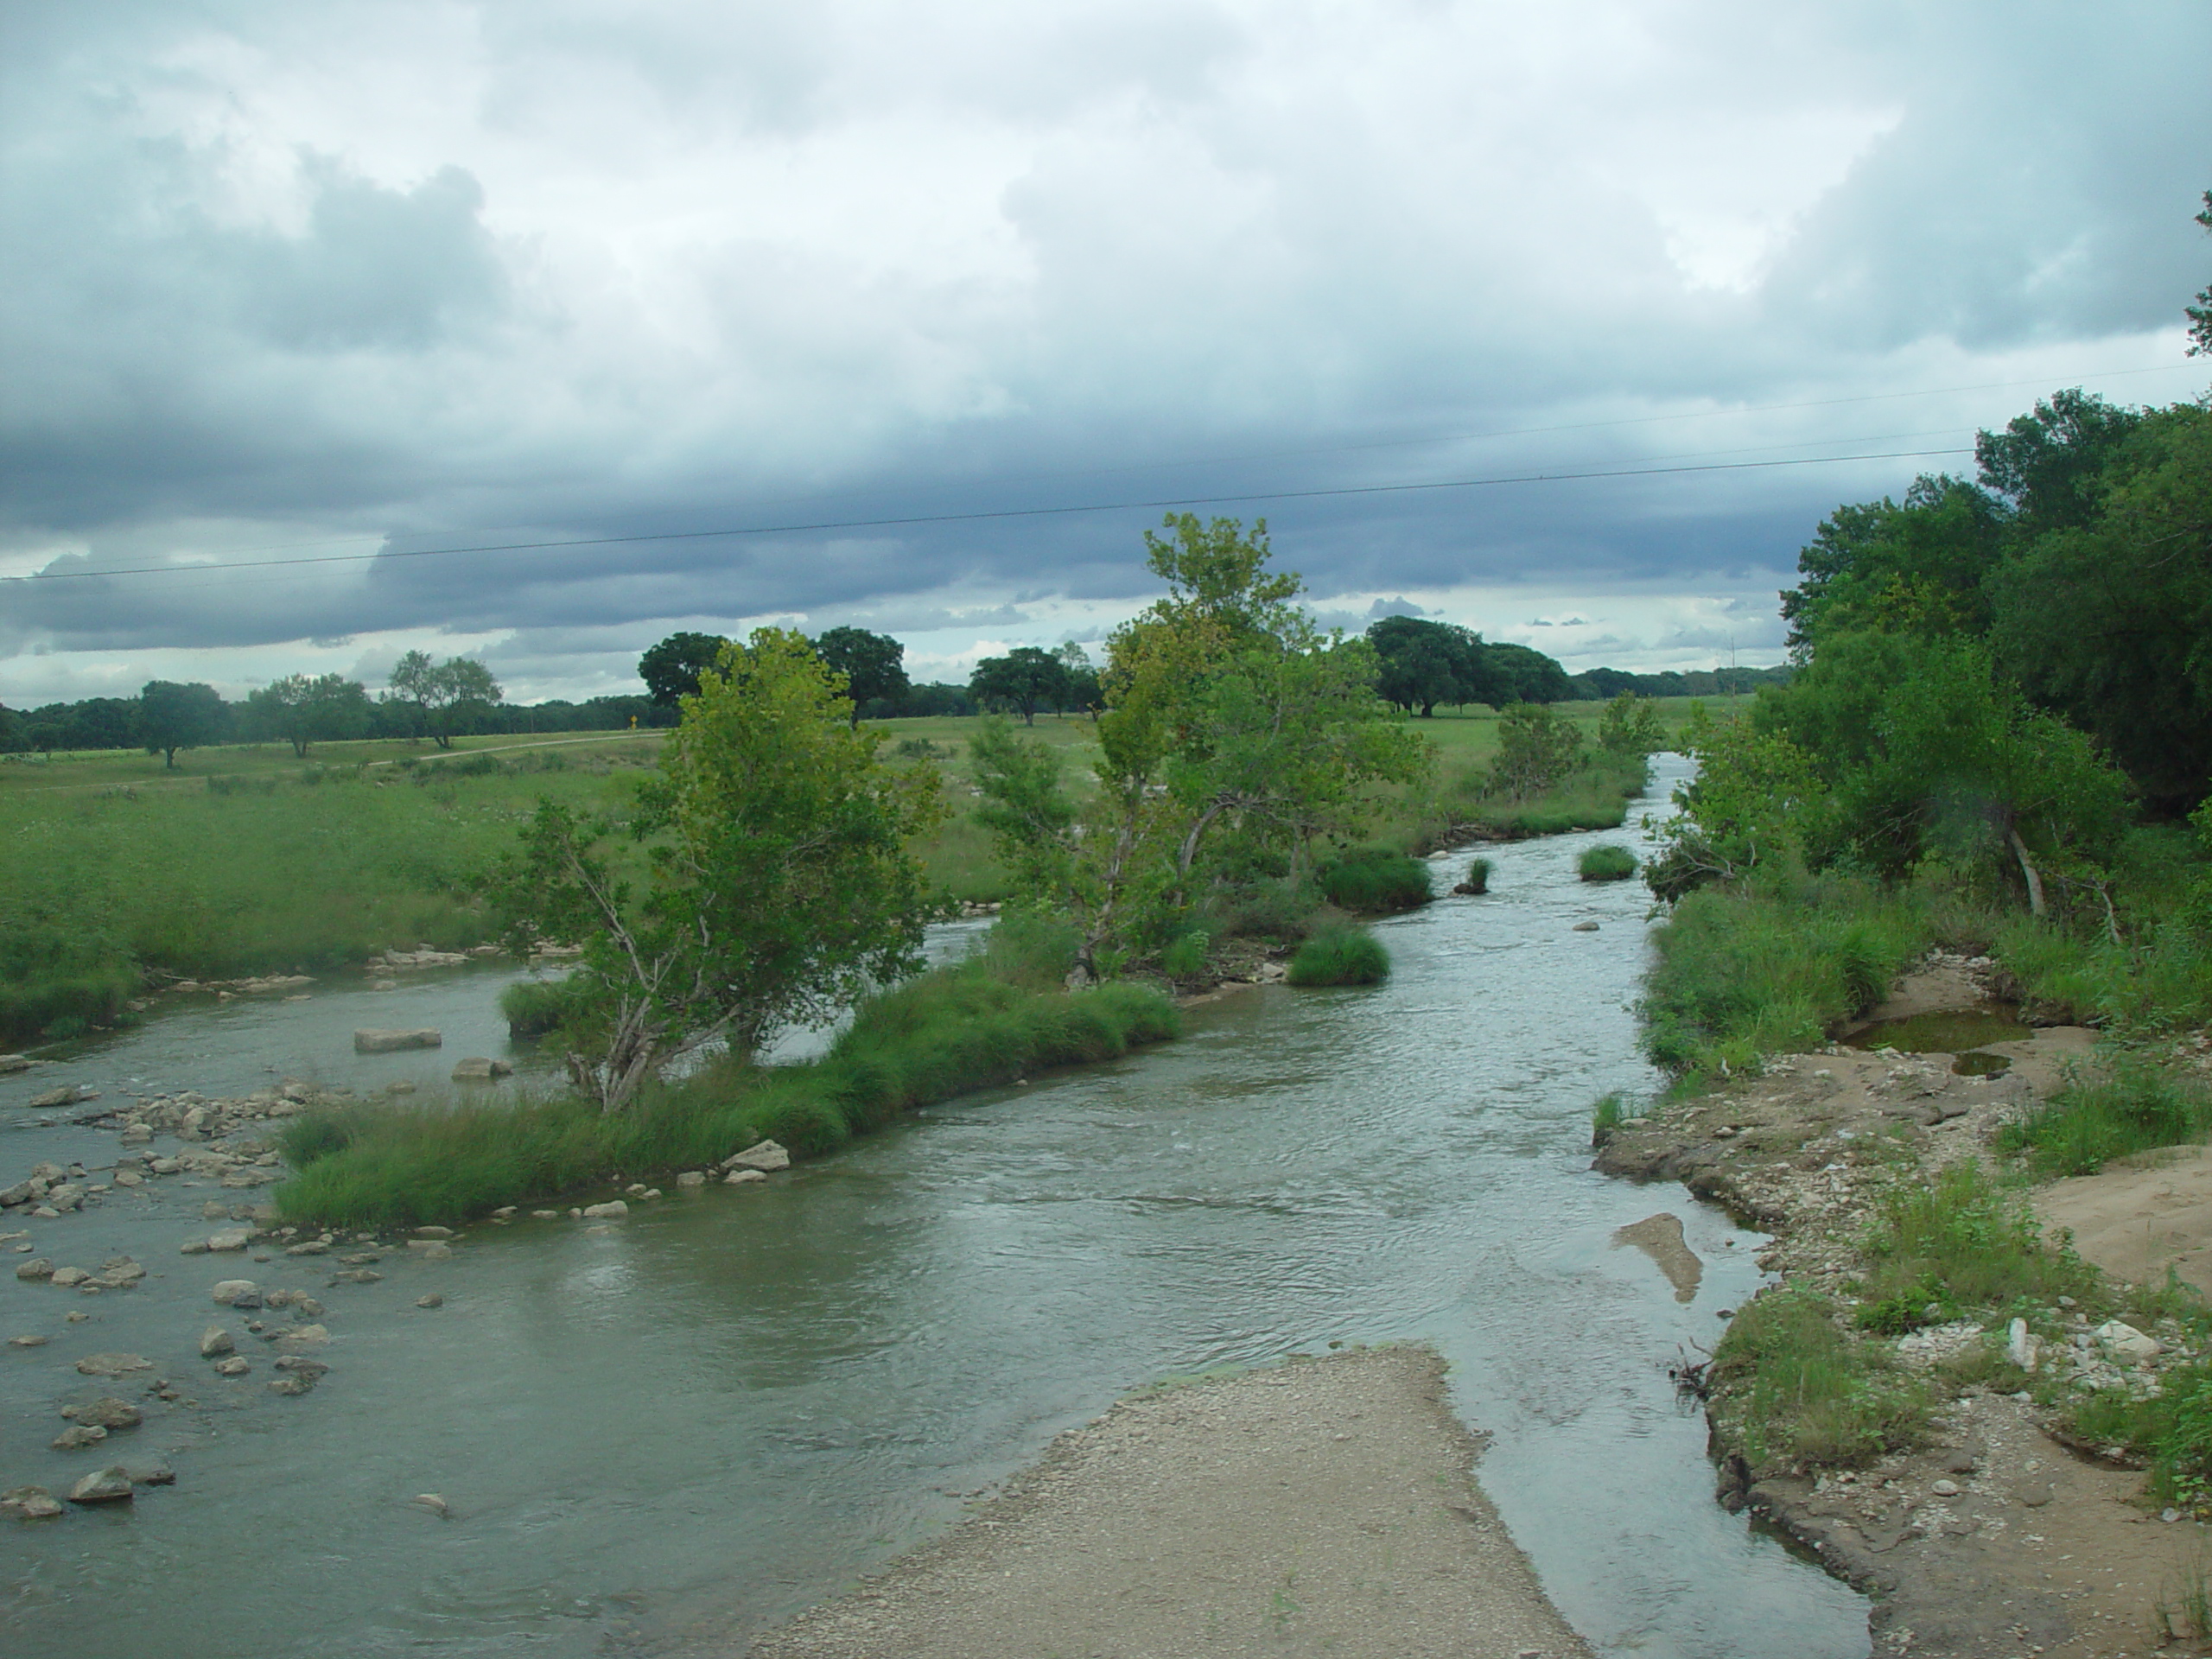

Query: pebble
[416,1294,444,1309]
[1930,1478,1961,1497]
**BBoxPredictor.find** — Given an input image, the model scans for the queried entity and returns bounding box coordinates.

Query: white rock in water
[353,1028,442,1053]
[210,1280,262,1308]
[721,1139,791,1173]
[2097,1319,2165,1360]
[448,1056,512,1081]
[199,1325,234,1357]
[207,1228,251,1252]
[73,1352,152,1377]
[2006,1317,2040,1372]
[676,1171,707,1189]
[67,1467,135,1504]
[724,1169,767,1186]
[580,1200,627,1219]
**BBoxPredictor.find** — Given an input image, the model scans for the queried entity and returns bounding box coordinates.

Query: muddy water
[0,756,1868,1659]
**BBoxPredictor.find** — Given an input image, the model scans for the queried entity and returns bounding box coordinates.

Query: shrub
[1316,848,1433,912]
[1459,856,1492,894]
[1578,844,1637,882]
[1286,925,1390,986]
[1202,879,1318,942]
[1160,928,1211,978]
[1859,1160,2097,1314]
[499,976,587,1039]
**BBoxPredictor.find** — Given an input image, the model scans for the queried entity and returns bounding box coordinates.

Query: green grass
[1578,843,1638,883]
[1459,855,1492,894]
[1999,1054,2212,1177]
[499,976,586,1039]
[1858,1161,2099,1323]
[1707,1287,1928,1473]
[1315,847,1433,912]
[1641,870,1933,1079]
[276,938,1179,1227]
[1285,925,1391,987]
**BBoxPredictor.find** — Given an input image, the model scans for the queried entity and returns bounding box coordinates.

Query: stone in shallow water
[73,1352,152,1377]
[74,1397,142,1430]
[52,1424,108,1450]
[67,1467,135,1504]
[199,1325,234,1358]
[213,1356,250,1377]
[353,1028,442,1052]
[210,1280,261,1308]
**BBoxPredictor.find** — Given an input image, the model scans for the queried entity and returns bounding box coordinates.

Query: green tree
[1779,475,2005,657]
[639,632,731,709]
[1054,641,1103,715]
[1366,616,1496,715]
[2189,187,2212,359]
[813,626,911,726]
[1597,691,1664,757]
[1975,388,2147,542]
[388,652,504,749]
[969,647,1068,725]
[245,674,372,758]
[1490,702,1581,799]
[486,629,944,1111]
[137,680,227,768]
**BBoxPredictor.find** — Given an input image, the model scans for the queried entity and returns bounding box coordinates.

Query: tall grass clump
[1458,855,1492,894]
[1856,1161,2097,1327]
[1707,1287,1926,1473]
[1999,1054,2212,1178]
[276,951,1179,1228]
[1316,847,1433,912]
[1285,925,1390,987]
[1578,843,1637,882]
[499,976,588,1039]
[1641,871,1930,1079]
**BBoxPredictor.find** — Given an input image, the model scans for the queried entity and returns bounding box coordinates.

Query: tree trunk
[2008,828,2047,919]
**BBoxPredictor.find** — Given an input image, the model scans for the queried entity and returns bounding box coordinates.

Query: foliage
[968,717,1080,905]
[1366,616,1497,716]
[388,652,505,750]
[1779,474,2005,657]
[814,627,911,726]
[1460,855,1492,893]
[485,629,944,1110]
[1577,843,1637,882]
[245,673,373,757]
[1315,847,1433,912]
[137,680,227,767]
[499,976,589,1039]
[1641,870,1930,1077]
[969,647,1069,725]
[2188,186,2212,359]
[1595,691,1663,757]
[1286,925,1391,986]
[1489,702,1582,800]
[1999,1054,2212,1177]
[276,952,1179,1227]
[639,632,732,709]
[1708,1288,1927,1473]
[1859,1161,2097,1318]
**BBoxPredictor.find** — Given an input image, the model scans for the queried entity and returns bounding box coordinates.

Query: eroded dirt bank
[1599,960,2212,1659]
[744,1346,1591,1659]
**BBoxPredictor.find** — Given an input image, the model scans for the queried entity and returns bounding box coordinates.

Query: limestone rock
[207,1228,251,1252]
[9,1333,49,1348]
[124,1463,175,1487]
[721,1139,791,1173]
[1,1486,62,1519]
[73,1352,152,1377]
[52,1423,108,1450]
[14,1257,52,1281]
[416,1293,444,1309]
[274,1324,329,1348]
[2096,1319,2165,1360]
[449,1056,513,1081]
[213,1356,251,1376]
[67,1467,136,1504]
[210,1280,262,1308]
[274,1356,329,1378]
[2007,1317,2041,1372]
[50,1267,91,1287]
[676,1170,708,1189]
[353,1028,442,1053]
[199,1325,234,1358]
[29,1084,92,1109]
[266,1373,315,1396]
[75,1398,142,1430]
[580,1200,627,1219]
[1572,921,1600,933]
[724,1168,767,1186]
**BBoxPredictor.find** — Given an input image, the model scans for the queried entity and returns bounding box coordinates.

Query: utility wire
[15,444,1974,586]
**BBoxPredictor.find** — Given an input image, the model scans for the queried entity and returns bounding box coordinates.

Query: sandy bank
[745,1346,1590,1659]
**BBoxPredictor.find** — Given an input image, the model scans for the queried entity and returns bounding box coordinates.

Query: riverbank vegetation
[1286,926,1391,987]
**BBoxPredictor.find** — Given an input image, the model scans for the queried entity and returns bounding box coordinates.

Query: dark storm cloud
[3,0,2208,694]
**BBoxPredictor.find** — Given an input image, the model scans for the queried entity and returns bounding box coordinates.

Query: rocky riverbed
[1598,953,2212,1659]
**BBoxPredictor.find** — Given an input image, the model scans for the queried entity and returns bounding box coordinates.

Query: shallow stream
[0,755,1868,1659]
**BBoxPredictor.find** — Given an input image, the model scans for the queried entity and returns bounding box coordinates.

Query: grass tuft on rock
[1458,856,1492,894]
[276,950,1178,1228]
[1285,926,1391,987]
[1577,844,1637,883]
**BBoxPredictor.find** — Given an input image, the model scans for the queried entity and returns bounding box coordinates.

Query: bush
[1578,844,1637,882]
[1160,928,1211,978]
[1202,879,1318,942]
[1286,925,1390,987]
[499,976,587,1039]
[1316,848,1432,912]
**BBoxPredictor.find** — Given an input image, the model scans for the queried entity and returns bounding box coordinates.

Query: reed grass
[1285,925,1391,987]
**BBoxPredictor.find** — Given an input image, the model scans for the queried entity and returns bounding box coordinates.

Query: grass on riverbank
[275,931,1179,1227]
[1315,848,1433,912]
[1285,926,1390,986]
[1999,1055,2212,1178]
[1578,844,1637,882]
[1641,871,1934,1080]
[1708,1287,1928,1471]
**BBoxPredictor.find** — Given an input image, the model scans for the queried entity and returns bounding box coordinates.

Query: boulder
[15,1257,53,1281]
[721,1139,791,1173]
[52,1424,108,1450]
[449,1057,513,1082]
[580,1200,628,1219]
[207,1228,252,1252]
[676,1170,708,1189]
[75,1397,143,1430]
[45,1185,86,1211]
[9,1333,50,1348]
[274,1324,330,1348]
[50,1267,91,1287]
[416,1294,444,1309]
[267,1374,316,1397]
[124,1463,176,1487]
[213,1356,251,1376]
[353,1028,442,1053]
[210,1280,262,1308]
[67,1467,136,1504]
[275,1356,329,1378]
[0,1054,29,1073]
[2097,1319,2165,1360]
[1572,921,1601,933]
[199,1325,234,1358]
[28,1084,91,1109]
[724,1169,767,1186]
[73,1353,152,1377]
[1,1485,63,1519]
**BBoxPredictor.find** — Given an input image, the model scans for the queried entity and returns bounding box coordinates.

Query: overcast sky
[3,1,2208,707]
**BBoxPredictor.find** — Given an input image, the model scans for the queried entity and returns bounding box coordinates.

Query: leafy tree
[639,632,731,709]
[0,703,19,753]
[1987,404,2212,812]
[1597,691,1664,757]
[1779,475,2005,656]
[486,628,944,1112]
[969,718,1081,902]
[813,627,910,727]
[1054,642,1103,715]
[245,674,372,758]
[2190,187,2212,359]
[969,647,1068,725]
[137,680,227,767]
[388,652,504,749]
[1490,702,1582,799]
[1484,641,1573,703]
[1975,389,2147,542]
[1366,616,1497,715]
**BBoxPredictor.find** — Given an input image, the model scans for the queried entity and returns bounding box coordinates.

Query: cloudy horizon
[3,1,2208,709]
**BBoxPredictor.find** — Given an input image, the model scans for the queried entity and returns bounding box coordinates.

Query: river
[0,754,1869,1659]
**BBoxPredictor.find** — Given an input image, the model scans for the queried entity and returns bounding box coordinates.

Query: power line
[15,443,1974,586]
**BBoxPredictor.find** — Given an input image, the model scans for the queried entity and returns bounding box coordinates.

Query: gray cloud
[3,1,2208,699]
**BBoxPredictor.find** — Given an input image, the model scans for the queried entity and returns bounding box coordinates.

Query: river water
[0,755,1868,1659]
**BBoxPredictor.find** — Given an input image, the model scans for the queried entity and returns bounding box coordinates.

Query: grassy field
[0,699,1698,1043]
